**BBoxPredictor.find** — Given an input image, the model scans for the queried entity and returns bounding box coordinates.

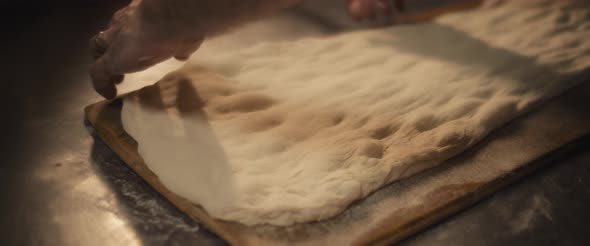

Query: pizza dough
[121,0,590,226]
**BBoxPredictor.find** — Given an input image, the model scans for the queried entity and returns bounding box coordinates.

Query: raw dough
[121,0,590,226]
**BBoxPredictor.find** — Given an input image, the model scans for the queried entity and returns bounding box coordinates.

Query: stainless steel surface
[2,2,590,245]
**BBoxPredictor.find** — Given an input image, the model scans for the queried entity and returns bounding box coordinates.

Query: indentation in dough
[446,100,484,119]
[414,114,440,132]
[269,142,289,154]
[434,94,455,105]
[355,140,384,159]
[367,123,399,140]
[330,113,346,126]
[243,114,284,132]
[207,62,242,77]
[200,84,235,98]
[176,79,206,114]
[181,76,238,103]
[470,88,495,99]
[214,93,275,113]
[294,112,347,131]
[354,117,370,128]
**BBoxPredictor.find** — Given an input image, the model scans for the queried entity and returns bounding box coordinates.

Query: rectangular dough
[121,0,590,226]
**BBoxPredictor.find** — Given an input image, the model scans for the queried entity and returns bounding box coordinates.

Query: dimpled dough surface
[121,0,590,226]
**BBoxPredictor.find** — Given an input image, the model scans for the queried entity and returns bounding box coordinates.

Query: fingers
[90,58,120,99]
[88,0,202,99]
[111,7,129,27]
[90,33,178,99]
[348,0,394,21]
[174,37,204,61]
[90,5,129,60]
[88,4,135,99]
[89,32,109,59]
[348,0,373,20]
[89,30,124,99]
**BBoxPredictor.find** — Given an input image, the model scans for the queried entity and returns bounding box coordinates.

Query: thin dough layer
[122,0,590,226]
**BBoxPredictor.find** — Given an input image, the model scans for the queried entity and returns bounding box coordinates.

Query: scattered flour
[510,194,553,233]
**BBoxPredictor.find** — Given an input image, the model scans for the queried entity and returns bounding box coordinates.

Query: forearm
[139,0,302,39]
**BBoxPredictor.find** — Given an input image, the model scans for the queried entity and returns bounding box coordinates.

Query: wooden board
[85,76,590,245]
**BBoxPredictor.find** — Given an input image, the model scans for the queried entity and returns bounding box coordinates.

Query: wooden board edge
[367,133,590,245]
[84,100,254,246]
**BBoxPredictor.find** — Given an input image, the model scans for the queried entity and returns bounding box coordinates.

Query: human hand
[89,0,204,99]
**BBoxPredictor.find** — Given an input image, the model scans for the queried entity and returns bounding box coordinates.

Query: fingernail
[90,34,109,59]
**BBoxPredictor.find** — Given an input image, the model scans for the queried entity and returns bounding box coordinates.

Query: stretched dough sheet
[121,0,590,226]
